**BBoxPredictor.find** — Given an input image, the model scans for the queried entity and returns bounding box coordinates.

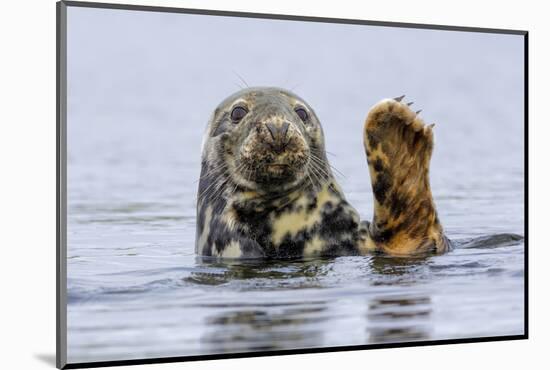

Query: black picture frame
[56,1,529,368]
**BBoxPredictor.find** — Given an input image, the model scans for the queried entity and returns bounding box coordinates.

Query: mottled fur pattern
[196,87,449,259]
[362,97,450,255]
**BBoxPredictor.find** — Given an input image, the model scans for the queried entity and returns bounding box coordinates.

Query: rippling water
[66,7,525,364]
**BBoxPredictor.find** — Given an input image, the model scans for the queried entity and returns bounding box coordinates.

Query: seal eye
[295,108,308,122]
[231,106,248,123]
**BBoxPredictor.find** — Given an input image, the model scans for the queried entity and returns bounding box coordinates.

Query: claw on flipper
[394,95,405,102]
[423,123,435,135]
[407,102,414,106]
[415,109,422,115]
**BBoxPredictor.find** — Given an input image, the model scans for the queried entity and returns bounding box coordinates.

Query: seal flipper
[360,97,449,256]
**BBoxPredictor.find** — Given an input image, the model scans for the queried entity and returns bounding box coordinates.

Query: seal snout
[265,121,291,152]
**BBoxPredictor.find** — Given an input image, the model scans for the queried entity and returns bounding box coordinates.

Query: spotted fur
[195,88,450,259]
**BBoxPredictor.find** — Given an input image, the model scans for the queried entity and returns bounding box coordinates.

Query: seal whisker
[194,163,229,183]
[198,165,231,201]
[307,161,328,190]
[199,175,228,201]
[198,178,221,200]
[224,171,249,200]
[289,82,302,92]
[309,151,329,166]
[209,164,234,198]
[311,163,331,180]
[305,168,317,191]
[308,159,329,181]
[232,70,250,88]
[230,182,240,197]
[227,163,250,195]
[202,161,229,176]
[328,164,346,179]
[306,165,322,190]
[309,153,335,179]
[244,165,253,184]
[208,179,230,204]
[311,153,346,179]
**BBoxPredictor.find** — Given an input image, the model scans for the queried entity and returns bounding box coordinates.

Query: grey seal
[195,87,450,258]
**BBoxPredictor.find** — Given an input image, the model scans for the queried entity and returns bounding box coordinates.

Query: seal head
[202,87,327,195]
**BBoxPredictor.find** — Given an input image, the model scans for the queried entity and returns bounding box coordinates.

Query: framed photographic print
[56,1,528,368]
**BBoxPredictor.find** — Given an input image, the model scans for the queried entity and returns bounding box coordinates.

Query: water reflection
[201,302,328,352]
[360,256,433,343]
[368,255,431,276]
[189,255,437,349]
[366,294,432,343]
[185,257,333,288]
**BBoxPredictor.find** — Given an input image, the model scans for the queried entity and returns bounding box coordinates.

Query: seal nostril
[266,122,290,140]
[266,123,278,141]
[281,122,290,143]
[265,122,291,152]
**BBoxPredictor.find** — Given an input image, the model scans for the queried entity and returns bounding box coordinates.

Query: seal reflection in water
[196,87,451,259]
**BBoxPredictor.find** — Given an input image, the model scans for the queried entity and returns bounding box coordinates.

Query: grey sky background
[67,6,524,234]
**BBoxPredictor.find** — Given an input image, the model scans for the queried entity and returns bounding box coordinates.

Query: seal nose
[265,121,290,152]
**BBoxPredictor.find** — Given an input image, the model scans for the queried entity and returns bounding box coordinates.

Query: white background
[0,0,545,369]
